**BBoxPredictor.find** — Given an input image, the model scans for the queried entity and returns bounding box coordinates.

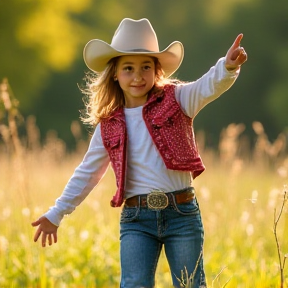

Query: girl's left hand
[225,34,247,71]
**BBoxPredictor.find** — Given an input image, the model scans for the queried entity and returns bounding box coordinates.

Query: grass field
[1,133,288,288]
[0,80,288,287]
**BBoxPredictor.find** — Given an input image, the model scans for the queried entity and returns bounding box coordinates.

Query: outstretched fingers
[39,230,58,247]
[31,216,58,247]
[42,232,47,247]
[53,232,58,244]
[33,226,42,242]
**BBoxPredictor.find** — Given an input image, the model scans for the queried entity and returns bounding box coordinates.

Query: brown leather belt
[124,187,195,209]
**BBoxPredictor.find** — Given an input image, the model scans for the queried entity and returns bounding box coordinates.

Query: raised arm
[175,34,247,118]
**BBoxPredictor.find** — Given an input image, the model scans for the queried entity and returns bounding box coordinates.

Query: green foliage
[0,0,89,113]
[1,0,288,145]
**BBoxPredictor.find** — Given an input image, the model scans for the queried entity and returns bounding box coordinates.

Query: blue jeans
[120,196,206,288]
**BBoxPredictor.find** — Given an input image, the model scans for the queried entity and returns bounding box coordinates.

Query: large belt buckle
[147,191,168,210]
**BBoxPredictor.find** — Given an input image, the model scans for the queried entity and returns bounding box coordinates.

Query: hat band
[124,48,156,53]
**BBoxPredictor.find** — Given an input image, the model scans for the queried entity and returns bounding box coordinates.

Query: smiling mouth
[131,84,145,88]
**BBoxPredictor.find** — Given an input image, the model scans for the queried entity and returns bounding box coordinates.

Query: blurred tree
[0,0,90,111]
[18,0,91,70]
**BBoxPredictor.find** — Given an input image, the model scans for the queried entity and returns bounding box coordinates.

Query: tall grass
[0,78,288,287]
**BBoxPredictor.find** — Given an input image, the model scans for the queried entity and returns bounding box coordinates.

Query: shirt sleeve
[44,124,110,226]
[175,57,240,118]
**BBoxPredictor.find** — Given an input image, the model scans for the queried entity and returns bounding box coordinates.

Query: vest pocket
[106,136,121,149]
[151,109,179,128]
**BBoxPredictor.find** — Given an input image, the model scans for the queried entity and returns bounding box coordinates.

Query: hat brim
[83,40,184,77]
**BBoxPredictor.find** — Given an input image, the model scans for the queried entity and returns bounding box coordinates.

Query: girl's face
[115,55,156,108]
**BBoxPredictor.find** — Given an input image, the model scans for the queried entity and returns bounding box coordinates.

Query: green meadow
[1,128,288,288]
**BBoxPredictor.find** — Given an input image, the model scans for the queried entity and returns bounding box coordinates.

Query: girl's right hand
[225,34,247,71]
[31,216,58,247]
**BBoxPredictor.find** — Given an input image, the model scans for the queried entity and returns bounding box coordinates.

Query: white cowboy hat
[83,18,184,77]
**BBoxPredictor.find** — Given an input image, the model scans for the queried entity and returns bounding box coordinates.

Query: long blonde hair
[81,56,177,127]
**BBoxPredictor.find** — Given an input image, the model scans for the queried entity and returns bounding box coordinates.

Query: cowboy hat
[83,18,184,77]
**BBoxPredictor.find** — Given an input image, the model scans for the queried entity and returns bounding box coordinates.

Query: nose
[133,70,142,82]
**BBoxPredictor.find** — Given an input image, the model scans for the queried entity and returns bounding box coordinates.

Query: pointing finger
[233,33,243,48]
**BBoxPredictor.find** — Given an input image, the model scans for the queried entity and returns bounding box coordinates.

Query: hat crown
[83,18,184,77]
[111,18,159,52]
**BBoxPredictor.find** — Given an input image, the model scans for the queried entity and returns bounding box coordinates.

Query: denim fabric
[120,196,206,288]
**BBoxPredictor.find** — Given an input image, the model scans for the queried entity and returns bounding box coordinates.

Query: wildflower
[22,207,30,217]
[80,230,89,241]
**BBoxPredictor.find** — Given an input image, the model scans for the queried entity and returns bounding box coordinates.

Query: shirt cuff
[44,209,63,227]
[224,57,241,73]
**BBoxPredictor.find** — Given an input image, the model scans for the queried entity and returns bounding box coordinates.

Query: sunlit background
[1,1,288,287]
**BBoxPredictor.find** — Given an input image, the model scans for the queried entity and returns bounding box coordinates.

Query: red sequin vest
[101,84,205,207]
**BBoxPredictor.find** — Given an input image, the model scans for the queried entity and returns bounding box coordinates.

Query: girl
[32,18,247,288]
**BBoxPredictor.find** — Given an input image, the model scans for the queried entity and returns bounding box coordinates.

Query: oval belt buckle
[147,191,169,210]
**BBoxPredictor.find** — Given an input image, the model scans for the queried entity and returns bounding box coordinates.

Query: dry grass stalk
[273,185,288,288]
[253,121,286,169]
[175,249,204,288]
[0,78,30,206]
[0,78,23,156]
[211,266,232,288]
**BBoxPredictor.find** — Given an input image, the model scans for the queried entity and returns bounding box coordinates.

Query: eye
[123,66,133,72]
[143,65,152,71]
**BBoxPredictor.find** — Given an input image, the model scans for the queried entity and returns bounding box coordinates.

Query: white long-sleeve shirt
[44,57,240,226]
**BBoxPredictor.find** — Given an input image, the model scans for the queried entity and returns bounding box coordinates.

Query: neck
[124,94,148,108]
